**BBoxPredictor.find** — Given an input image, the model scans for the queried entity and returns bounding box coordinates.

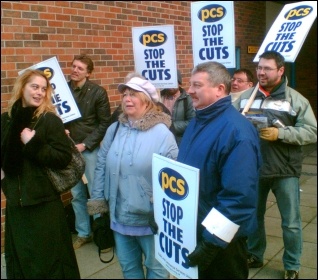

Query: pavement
[1,144,317,279]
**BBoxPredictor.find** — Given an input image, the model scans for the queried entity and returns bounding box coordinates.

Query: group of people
[1,51,316,279]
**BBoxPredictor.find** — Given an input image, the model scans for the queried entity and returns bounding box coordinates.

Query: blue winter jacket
[178,95,262,248]
[90,109,178,227]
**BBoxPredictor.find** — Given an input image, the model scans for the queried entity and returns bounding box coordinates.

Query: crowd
[1,51,316,279]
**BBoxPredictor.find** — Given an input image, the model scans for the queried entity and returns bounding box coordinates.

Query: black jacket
[65,80,111,151]
[1,111,72,206]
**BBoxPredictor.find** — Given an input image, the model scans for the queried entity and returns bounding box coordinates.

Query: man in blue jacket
[177,61,262,279]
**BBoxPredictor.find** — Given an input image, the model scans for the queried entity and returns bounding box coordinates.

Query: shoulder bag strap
[112,121,120,141]
[31,113,44,130]
[99,247,115,264]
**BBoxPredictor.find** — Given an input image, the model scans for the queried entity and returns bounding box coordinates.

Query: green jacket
[232,77,317,177]
[161,88,195,145]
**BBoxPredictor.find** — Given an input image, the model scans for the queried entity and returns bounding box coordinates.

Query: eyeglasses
[256,66,278,73]
[231,78,249,84]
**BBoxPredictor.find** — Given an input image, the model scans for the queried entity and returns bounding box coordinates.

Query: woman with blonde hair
[88,77,178,279]
[1,69,80,279]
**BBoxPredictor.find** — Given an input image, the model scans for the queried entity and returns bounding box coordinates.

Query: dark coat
[1,111,72,206]
[1,104,80,279]
[178,95,261,248]
[65,80,111,151]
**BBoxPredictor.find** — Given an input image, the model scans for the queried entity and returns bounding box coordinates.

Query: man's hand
[187,240,221,271]
[260,127,279,141]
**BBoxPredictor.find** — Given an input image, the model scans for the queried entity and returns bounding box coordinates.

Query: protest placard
[254,1,317,62]
[18,57,81,123]
[191,1,235,68]
[132,25,178,89]
[152,154,199,279]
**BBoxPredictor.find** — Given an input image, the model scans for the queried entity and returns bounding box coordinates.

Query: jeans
[71,148,99,238]
[247,177,302,271]
[113,231,169,279]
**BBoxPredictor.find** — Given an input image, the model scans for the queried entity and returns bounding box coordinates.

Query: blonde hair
[121,90,162,115]
[8,69,57,118]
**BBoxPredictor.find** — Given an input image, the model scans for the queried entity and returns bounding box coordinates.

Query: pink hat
[118,77,159,102]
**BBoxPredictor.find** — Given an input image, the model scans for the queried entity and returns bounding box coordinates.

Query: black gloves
[187,240,221,271]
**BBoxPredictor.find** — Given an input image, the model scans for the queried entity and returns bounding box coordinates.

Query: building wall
[1,1,316,252]
[1,1,266,113]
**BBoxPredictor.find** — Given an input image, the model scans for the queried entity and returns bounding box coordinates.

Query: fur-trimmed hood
[118,108,171,130]
[88,106,178,221]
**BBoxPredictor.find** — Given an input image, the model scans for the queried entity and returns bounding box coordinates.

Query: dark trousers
[199,237,248,279]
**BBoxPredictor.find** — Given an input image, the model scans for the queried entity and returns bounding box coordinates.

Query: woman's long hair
[8,69,57,118]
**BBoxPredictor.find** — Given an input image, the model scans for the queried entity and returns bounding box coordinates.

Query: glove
[260,127,279,141]
[187,240,221,271]
[87,199,108,216]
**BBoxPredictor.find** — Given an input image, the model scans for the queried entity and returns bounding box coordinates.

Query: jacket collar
[118,108,171,131]
[195,95,232,123]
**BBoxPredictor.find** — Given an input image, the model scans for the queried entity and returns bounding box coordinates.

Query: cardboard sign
[254,1,317,62]
[132,25,178,89]
[191,1,236,68]
[18,57,81,123]
[152,154,199,279]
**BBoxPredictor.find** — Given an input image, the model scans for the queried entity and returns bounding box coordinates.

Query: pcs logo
[197,4,226,22]
[139,30,167,47]
[37,67,54,81]
[284,5,313,20]
[158,168,189,200]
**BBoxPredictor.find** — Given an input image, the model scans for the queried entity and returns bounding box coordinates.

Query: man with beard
[233,51,317,279]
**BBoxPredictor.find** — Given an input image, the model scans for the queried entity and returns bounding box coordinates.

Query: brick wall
[2,1,316,252]
[1,1,266,113]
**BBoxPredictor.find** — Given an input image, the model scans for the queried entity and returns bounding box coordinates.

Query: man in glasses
[229,68,254,102]
[233,50,317,279]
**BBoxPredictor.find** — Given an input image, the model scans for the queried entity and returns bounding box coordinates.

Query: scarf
[2,100,37,176]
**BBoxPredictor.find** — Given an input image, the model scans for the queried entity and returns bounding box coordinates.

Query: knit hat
[118,77,159,102]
